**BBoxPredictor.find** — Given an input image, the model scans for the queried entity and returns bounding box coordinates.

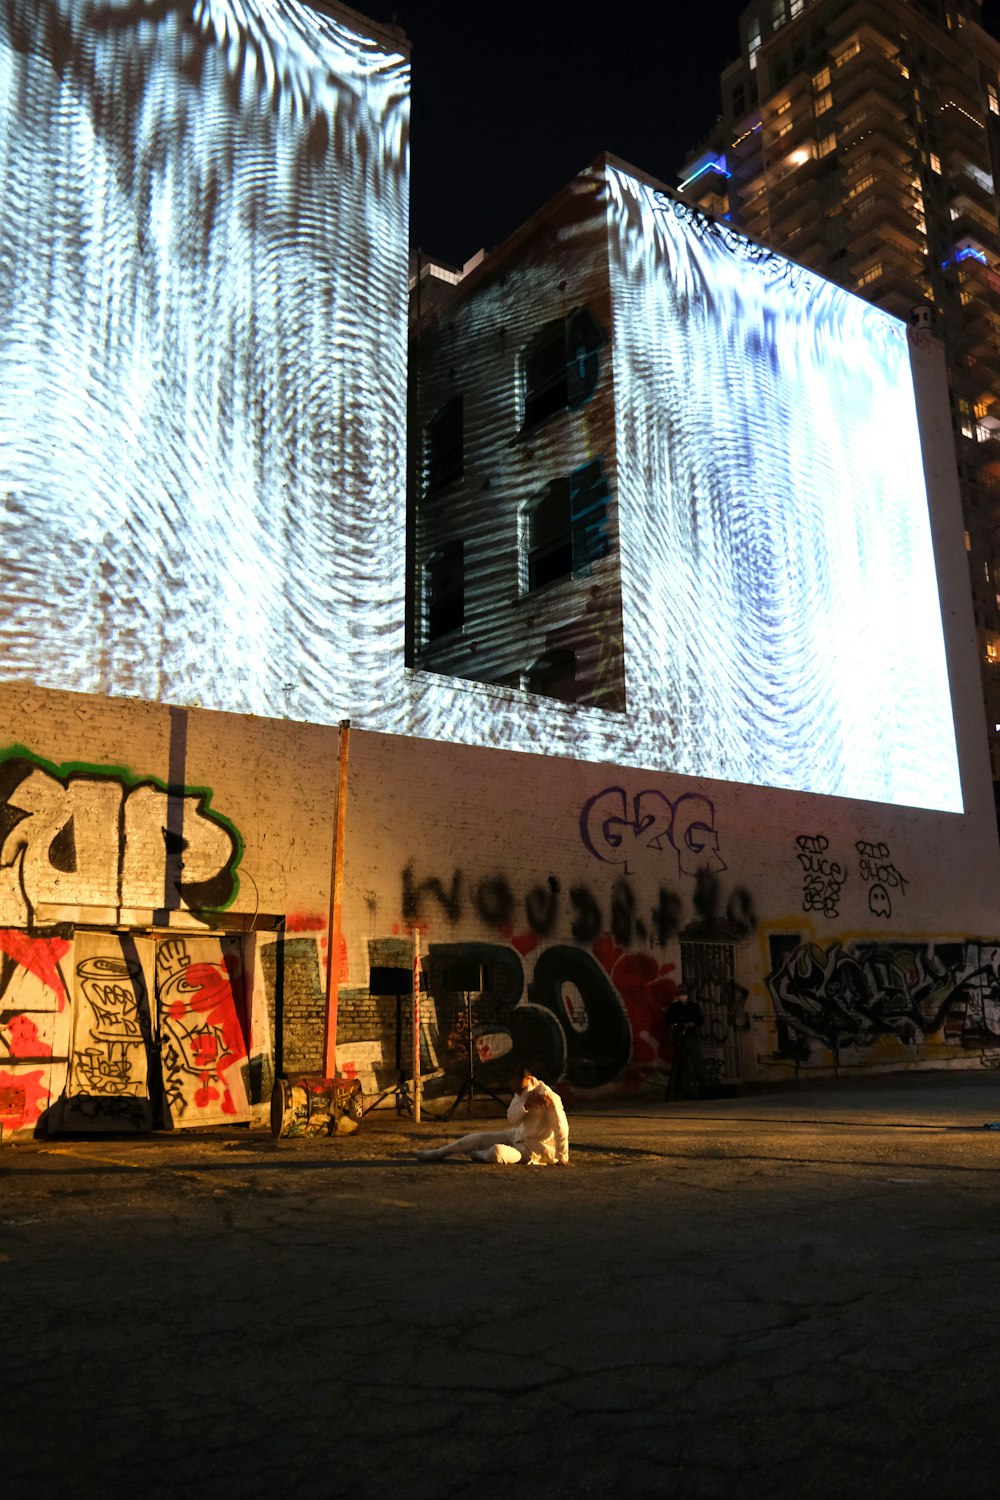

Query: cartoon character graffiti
[855,840,908,920]
[71,956,148,1095]
[157,937,251,1124]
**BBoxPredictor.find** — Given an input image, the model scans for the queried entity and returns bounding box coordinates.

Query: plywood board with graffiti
[0,930,73,1138]
[58,932,156,1132]
[156,935,253,1127]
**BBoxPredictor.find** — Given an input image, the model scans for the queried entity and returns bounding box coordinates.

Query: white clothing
[506,1080,570,1165]
[417,1081,570,1166]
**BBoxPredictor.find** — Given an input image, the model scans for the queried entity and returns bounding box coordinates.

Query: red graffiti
[285,913,325,932]
[592,938,678,1068]
[5,1014,52,1057]
[510,930,540,957]
[173,961,248,1117]
[0,1067,50,1134]
[0,930,70,1006]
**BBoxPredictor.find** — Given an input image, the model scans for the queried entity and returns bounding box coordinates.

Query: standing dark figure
[665,987,708,1101]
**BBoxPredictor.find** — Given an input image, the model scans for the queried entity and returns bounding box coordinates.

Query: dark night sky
[355,0,1000,265]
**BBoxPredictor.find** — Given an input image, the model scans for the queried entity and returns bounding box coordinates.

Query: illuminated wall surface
[0,21,961,821]
[408,165,962,812]
[0,0,409,718]
[605,165,962,812]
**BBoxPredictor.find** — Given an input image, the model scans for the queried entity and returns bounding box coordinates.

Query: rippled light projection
[606,166,961,811]
[0,0,409,718]
[0,41,961,819]
[405,163,962,812]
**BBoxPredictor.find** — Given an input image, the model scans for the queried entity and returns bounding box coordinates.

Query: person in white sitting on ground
[417,1064,570,1165]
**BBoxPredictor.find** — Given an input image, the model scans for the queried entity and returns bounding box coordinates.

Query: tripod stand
[364,967,416,1116]
[442,965,508,1121]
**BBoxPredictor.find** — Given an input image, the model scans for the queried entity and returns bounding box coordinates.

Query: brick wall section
[260,937,326,1076]
[337,991,401,1082]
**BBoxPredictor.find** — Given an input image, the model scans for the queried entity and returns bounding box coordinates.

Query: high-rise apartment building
[679,0,1000,784]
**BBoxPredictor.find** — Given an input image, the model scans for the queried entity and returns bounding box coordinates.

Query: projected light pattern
[402,164,961,812]
[0,40,961,821]
[605,168,960,811]
[0,0,408,718]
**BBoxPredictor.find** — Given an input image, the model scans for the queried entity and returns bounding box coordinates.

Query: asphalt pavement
[4,1070,1000,1500]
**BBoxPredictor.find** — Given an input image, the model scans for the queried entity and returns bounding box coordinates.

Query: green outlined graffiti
[0,744,243,926]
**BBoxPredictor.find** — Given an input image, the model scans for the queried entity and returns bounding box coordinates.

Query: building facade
[393,156,1000,1102]
[3,7,1000,1140]
[679,0,1000,785]
[0,0,412,729]
[0,0,412,1140]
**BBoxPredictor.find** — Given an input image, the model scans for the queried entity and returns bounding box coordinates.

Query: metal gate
[679,939,747,1084]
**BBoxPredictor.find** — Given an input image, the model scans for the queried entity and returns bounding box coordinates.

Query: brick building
[2,6,999,1141]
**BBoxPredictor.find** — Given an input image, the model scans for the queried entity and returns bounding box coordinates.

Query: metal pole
[322,719,351,1080]
[412,926,422,1123]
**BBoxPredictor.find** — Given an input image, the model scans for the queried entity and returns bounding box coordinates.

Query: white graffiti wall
[1,682,999,1140]
[337,726,1000,1099]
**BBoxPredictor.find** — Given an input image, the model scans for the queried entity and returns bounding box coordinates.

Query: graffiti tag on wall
[376,861,757,1095]
[395,929,750,1098]
[767,936,1000,1063]
[580,787,725,876]
[796,834,846,919]
[794,833,909,921]
[0,747,242,925]
[157,936,251,1125]
[401,863,753,948]
[855,840,907,920]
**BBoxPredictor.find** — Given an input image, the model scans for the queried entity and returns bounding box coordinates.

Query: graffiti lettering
[611,879,640,946]
[855,840,907,920]
[692,868,756,939]
[401,863,462,925]
[401,863,754,951]
[767,936,1000,1061]
[0,749,241,925]
[650,887,682,946]
[579,787,725,877]
[473,875,516,929]
[569,885,602,944]
[528,946,631,1088]
[524,877,560,937]
[796,833,845,919]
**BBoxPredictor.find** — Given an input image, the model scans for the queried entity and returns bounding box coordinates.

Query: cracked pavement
[3,1071,1000,1500]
